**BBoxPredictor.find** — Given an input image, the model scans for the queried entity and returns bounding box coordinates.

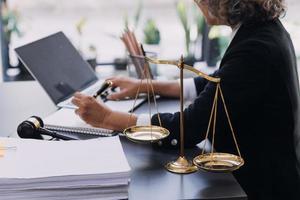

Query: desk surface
[0,81,247,200]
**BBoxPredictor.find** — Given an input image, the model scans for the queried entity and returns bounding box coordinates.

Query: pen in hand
[93,80,113,99]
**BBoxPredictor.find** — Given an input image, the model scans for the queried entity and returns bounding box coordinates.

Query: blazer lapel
[219,22,257,68]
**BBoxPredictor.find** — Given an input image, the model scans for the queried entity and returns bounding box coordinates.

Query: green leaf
[134,0,143,28]
[143,19,160,45]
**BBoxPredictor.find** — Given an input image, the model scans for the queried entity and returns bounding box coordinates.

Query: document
[0,137,130,200]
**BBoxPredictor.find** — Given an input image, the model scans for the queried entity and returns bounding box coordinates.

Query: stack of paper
[0,137,130,200]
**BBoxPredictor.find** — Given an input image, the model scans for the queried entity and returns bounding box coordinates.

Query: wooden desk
[0,81,247,200]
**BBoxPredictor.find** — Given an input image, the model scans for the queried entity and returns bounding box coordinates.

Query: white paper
[44,108,93,128]
[0,137,130,179]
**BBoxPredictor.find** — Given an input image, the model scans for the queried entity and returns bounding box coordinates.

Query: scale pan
[193,153,244,173]
[123,125,170,143]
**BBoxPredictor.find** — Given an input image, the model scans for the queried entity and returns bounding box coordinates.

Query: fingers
[72,97,82,107]
[72,92,94,111]
[106,76,120,83]
[73,92,95,101]
[72,94,94,119]
[106,77,120,88]
[105,77,125,100]
[72,99,81,108]
[74,108,80,115]
[73,92,85,99]
[107,90,128,100]
[106,76,132,87]
[72,92,86,106]
[72,92,110,127]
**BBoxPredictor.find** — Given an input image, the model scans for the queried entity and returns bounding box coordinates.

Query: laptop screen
[15,32,98,104]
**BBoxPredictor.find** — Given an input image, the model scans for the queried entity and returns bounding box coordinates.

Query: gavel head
[17,116,44,139]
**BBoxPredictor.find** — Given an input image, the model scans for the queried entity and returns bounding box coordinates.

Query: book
[43,108,113,136]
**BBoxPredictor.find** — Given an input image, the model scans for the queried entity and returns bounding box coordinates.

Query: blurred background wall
[1,0,300,81]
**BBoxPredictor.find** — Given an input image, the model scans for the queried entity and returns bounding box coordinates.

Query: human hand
[71,92,112,128]
[106,76,144,100]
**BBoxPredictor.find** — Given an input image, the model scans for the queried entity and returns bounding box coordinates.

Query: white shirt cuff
[136,114,151,126]
[137,79,197,126]
[177,78,197,102]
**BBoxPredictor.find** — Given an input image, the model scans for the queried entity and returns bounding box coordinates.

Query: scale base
[165,156,198,174]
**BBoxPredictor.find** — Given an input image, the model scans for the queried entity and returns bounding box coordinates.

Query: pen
[93,80,113,99]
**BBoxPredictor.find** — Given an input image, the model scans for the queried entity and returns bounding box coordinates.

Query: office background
[0,0,300,136]
[1,0,300,80]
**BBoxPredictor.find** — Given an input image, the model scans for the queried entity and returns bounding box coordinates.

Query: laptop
[15,32,145,112]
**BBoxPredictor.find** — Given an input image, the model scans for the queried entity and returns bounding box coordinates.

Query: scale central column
[165,56,197,174]
[179,56,184,157]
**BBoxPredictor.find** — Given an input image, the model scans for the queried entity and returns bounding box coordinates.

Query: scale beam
[145,57,221,83]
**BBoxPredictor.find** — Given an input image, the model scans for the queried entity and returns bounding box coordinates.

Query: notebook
[43,108,114,137]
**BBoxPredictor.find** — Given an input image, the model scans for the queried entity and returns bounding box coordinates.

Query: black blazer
[152,19,300,199]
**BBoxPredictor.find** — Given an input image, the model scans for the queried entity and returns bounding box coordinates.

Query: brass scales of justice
[119,54,245,174]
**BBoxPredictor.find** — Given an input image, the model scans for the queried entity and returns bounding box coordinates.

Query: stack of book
[0,137,130,200]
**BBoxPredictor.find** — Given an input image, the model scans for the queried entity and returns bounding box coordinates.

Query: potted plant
[142,18,161,54]
[143,19,160,46]
[1,2,32,81]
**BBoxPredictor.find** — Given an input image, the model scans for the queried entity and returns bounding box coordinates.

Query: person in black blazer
[72,0,300,199]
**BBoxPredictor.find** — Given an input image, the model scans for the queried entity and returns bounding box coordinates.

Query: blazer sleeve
[152,40,269,149]
[194,70,220,95]
[194,76,208,95]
